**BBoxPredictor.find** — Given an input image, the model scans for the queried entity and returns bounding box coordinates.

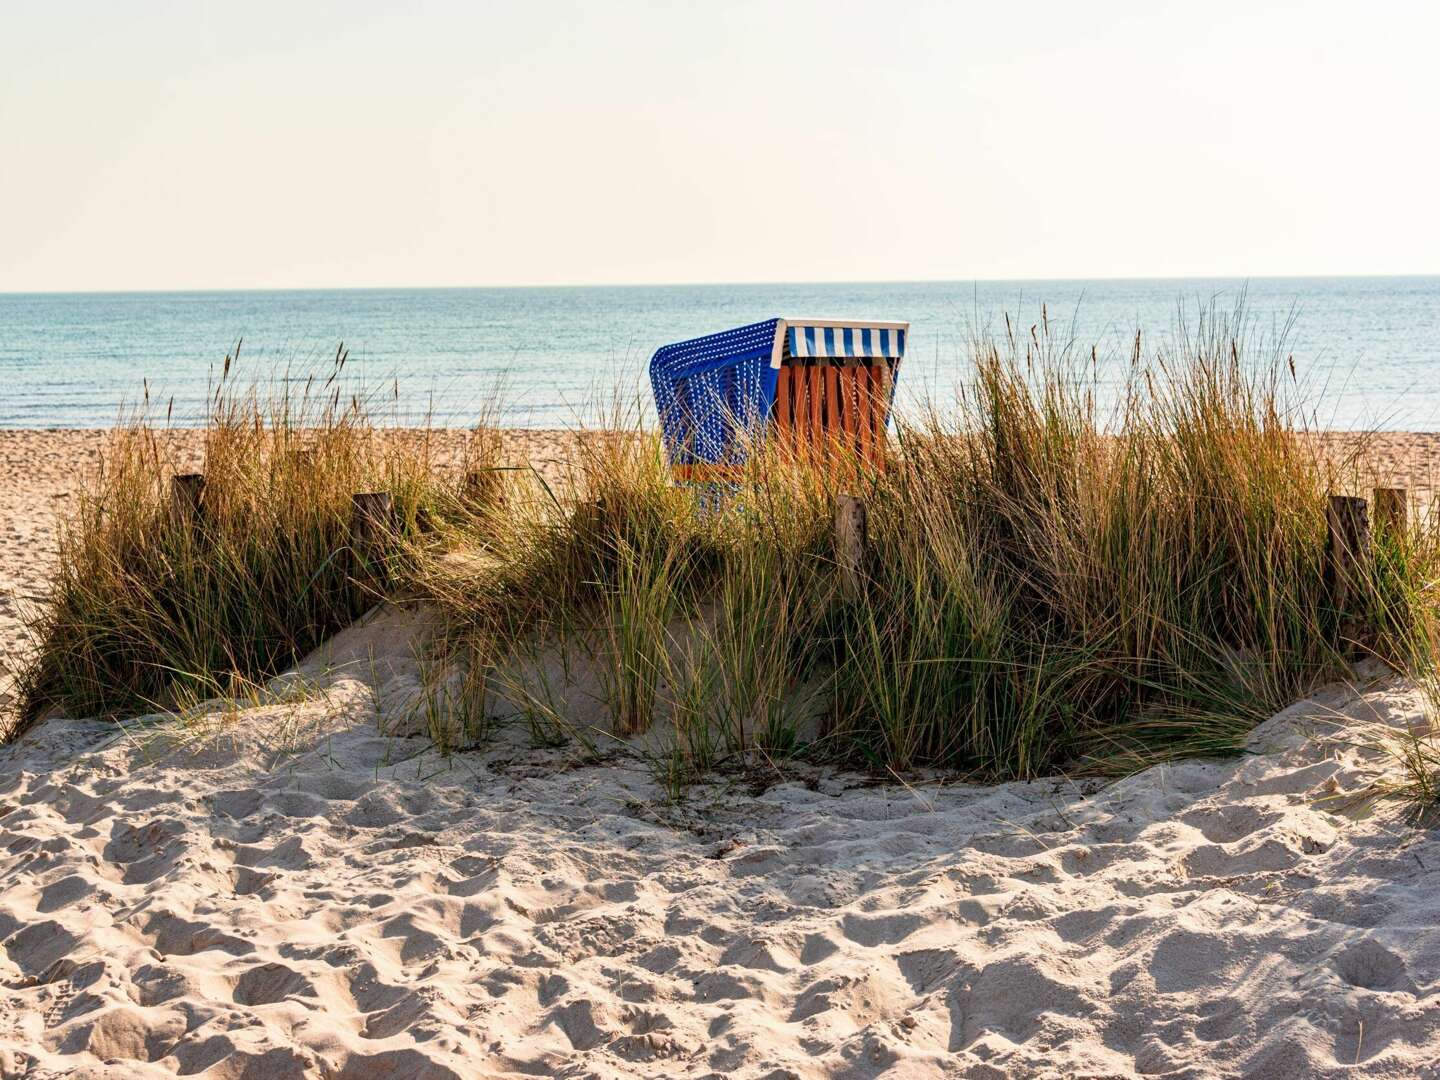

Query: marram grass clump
[14,355,474,731]
[427,306,1440,782]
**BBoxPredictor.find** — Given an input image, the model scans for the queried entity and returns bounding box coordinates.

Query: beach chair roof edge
[649,317,910,383]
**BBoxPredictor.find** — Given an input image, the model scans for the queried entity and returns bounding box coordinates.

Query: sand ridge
[1,608,1440,1076]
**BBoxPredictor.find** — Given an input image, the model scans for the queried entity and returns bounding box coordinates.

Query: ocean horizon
[1,275,1437,430]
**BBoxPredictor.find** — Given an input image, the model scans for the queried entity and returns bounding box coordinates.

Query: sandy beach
[2,431,1440,1078]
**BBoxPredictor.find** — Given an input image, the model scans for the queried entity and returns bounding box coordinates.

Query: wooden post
[351,492,395,550]
[1326,494,1370,651]
[1374,487,1407,538]
[171,473,206,527]
[835,493,869,598]
[350,492,395,594]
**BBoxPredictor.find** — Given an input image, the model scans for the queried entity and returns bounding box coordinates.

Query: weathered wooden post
[171,473,206,528]
[1373,487,1407,539]
[350,492,396,598]
[351,492,395,550]
[1326,494,1370,652]
[835,493,869,599]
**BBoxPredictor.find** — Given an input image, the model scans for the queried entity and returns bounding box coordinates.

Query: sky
[2,0,1437,292]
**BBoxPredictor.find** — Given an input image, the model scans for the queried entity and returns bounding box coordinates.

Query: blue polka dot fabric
[649,318,781,468]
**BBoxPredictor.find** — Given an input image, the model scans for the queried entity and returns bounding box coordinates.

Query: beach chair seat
[650,318,907,483]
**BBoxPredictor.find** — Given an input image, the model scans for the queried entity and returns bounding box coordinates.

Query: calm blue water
[0,277,1436,429]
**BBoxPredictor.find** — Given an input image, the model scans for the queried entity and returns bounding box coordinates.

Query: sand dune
[3,431,1440,1077]
[2,605,1439,1077]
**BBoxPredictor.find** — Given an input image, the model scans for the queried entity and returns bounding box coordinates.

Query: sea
[0,276,1436,430]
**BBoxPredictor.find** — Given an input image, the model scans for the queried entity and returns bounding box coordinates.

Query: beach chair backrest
[772,321,905,471]
[649,317,906,482]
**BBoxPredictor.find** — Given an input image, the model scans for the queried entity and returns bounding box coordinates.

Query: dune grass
[14,352,476,732]
[419,305,1440,782]
[14,310,1440,787]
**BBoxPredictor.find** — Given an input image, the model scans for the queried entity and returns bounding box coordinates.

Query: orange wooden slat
[825,364,840,457]
[876,364,890,460]
[819,366,831,462]
[875,362,893,470]
[842,366,861,454]
[792,364,806,461]
[796,365,809,460]
[856,365,873,464]
[774,364,792,459]
[812,365,823,463]
[875,364,888,462]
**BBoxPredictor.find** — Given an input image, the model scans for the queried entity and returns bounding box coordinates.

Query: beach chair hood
[650,317,908,469]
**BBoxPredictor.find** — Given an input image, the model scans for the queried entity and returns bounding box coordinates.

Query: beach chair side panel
[650,319,781,483]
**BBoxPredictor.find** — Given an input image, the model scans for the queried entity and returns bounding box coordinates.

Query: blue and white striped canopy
[788,323,906,360]
[650,317,908,468]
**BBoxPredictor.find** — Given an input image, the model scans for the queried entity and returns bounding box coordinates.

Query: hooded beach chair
[649,317,908,482]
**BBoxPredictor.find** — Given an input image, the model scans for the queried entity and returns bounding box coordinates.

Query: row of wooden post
[170,473,397,546]
[172,471,398,607]
[170,462,500,557]
[834,488,1409,635]
[170,466,500,533]
[171,471,1408,638]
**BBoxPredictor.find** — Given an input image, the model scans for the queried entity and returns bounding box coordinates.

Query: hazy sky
[3,0,1437,292]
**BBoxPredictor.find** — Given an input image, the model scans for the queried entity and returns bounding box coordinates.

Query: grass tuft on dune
[14,350,484,731]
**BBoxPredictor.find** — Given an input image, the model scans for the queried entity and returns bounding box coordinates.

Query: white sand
[3,431,1440,1078]
[2,603,1439,1078]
